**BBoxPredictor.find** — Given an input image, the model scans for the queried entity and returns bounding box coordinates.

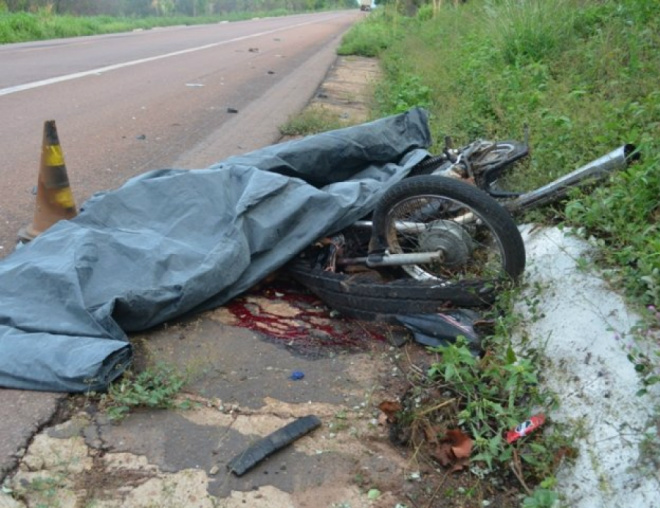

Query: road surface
[0,10,361,254]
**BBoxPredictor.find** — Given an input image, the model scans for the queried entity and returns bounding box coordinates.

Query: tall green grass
[341,0,660,306]
[0,9,290,44]
[337,8,406,56]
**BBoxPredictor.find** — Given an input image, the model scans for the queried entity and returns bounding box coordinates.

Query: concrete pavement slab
[0,389,64,481]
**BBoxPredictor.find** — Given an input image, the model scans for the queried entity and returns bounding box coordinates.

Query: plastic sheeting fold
[0,108,431,392]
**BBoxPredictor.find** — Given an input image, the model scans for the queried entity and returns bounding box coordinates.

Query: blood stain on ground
[224,279,389,354]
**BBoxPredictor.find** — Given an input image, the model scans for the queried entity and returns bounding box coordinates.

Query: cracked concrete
[3,327,412,508]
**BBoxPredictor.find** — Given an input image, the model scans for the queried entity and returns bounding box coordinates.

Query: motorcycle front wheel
[369,175,526,286]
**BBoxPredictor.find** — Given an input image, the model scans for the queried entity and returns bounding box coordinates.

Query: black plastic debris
[227,415,322,476]
[396,309,485,355]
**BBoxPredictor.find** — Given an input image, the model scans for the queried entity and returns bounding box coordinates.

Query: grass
[97,363,189,421]
[279,106,347,137]
[336,10,401,57]
[0,8,290,44]
[341,0,660,309]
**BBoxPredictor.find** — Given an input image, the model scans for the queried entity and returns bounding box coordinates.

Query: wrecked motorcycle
[287,136,639,319]
[346,175,526,283]
[288,175,527,317]
[355,135,532,282]
[344,135,638,281]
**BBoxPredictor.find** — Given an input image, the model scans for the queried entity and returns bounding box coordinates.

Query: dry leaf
[430,428,474,471]
[431,442,454,467]
[445,429,473,459]
[378,400,402,423]
[450,456,471,472]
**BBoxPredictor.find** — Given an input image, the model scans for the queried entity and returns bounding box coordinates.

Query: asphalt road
[0,10,361,254]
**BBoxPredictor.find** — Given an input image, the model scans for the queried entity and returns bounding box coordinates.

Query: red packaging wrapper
[506,414,545,444]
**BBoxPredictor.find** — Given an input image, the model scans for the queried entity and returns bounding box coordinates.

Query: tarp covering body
[0,108,431,392]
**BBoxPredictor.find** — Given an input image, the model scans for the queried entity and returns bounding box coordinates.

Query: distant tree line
[0,0,358,16]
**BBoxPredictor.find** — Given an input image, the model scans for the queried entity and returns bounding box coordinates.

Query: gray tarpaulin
[0,108,431,392]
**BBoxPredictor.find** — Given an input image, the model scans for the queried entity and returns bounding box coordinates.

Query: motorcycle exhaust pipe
[505,144,639,213]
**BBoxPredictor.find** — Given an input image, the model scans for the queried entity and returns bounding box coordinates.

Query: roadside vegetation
[330,1,659,507]
[0,11,282,43]
[343,0,660,310]
[0,0,357,43]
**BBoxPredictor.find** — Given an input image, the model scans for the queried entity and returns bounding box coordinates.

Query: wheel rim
[474,142,516,168]
[384,194,509,283]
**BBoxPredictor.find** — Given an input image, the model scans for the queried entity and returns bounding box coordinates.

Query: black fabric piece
[396,309,483,355]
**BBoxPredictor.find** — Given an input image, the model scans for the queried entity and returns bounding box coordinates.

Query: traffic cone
[18,120,77,243]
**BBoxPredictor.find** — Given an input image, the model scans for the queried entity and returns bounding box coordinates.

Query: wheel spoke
[385,194,507,282]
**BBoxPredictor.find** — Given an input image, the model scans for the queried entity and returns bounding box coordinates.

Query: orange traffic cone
[18,120,78,243]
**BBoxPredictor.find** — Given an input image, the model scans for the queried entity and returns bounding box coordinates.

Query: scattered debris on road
[227,415,322,476]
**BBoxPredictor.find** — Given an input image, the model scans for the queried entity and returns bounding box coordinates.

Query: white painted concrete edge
[515,225,660,508]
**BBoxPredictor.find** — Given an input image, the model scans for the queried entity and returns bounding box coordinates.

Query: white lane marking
[0,16,337,97]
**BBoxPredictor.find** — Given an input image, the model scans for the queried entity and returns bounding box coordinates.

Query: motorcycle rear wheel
[369,175,526,285]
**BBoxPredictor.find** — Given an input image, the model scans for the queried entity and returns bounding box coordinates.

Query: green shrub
[416,3,433,22]
[338,18,393,56]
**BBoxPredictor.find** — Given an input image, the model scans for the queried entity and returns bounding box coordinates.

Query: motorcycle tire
[286,258,497,321]
[369,175,526,285]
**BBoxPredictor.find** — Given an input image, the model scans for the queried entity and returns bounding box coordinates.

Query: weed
[279,107,346,137]
[489,0,578,66]
[98,363,188,421]
[521,486,559,508]
[426,336,544,471]
[386,286,576,501]
[615,305,660,395]
[636,420,660,474]
[379,74,431,114]
[12,474,67,508]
